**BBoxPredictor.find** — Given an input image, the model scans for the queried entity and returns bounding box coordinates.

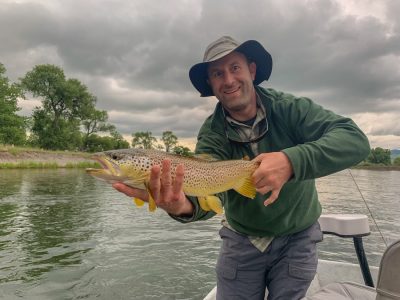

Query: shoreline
[0,148,95,168]
[0,148,399,170]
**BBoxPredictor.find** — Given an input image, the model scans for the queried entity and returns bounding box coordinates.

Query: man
[114,36,370,299]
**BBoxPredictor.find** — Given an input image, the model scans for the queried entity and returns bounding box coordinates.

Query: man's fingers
[172,164,184,197]
[161,160,172,188]
[264,189,280,206]
[256,185,273,195]
[149,164,161,202]
[112,182,148,201]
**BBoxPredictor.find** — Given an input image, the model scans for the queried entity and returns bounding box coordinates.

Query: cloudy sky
[1,0,399,149]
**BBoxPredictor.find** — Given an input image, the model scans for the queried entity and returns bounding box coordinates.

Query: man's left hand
[252,152,293,206]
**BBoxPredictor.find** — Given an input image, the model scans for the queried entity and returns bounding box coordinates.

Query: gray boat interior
[203,214,400,300]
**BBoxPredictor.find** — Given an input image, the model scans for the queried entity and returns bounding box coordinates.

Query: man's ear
[249,62,257,81]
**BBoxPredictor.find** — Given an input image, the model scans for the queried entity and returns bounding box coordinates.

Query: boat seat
[304,239,400,300]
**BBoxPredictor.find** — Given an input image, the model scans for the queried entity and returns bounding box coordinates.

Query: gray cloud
[1,0,399,148]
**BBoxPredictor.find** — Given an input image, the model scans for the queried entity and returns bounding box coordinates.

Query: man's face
[207,51,257,115]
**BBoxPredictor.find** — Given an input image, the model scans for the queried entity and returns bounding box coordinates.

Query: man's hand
[112,159,194,216]
[252,152,293,206]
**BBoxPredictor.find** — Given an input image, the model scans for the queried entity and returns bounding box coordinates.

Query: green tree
[393,157,400,166]
[0,63,26,145]
[173,145,193,157]
[367,147,392,165]
[86,131,130,152]
[110,129,130,149]
[30,109,82,150]
[20,64,96,150]
[81,108,115,150]
[161,130,178,152]
[131,131,157,149]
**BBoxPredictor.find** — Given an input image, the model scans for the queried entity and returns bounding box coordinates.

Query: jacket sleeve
[169,122,230,223]
[278,95,371,181]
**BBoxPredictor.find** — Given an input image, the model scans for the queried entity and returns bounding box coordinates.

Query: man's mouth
[224,87,240,94]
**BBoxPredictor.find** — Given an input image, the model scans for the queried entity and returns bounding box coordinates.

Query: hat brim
[189,40,273,97]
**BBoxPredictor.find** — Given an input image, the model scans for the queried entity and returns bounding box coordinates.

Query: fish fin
[233,176,256,199]
[144,183,157,212]
[242,155,250,161]
[133,197,145,207]
[198,196,211,211]
[206,196,223,214]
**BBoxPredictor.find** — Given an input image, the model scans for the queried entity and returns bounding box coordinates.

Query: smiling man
[114,36,371,299]
[206,51,258,120]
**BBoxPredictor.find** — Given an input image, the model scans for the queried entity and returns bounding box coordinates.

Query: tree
[0,63,26,145]
[173,145,194,157]
[85,130,129,153]
[367,147,392,165]
[393,157,400,166]
[161,130,178,152]
[131,131,157,149]
[20,64,96,150]
[30,109,82,150]
[110,129,130,149]
[81,108,115,150]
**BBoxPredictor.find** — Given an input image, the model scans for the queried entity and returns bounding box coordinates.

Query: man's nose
[223,72,235,86]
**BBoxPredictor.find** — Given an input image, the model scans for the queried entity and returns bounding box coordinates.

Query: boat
[203,214,400,299]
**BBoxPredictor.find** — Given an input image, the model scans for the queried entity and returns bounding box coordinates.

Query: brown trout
[86,148,258,214]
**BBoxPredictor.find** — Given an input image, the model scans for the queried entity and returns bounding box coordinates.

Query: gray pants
[216,222,323,300]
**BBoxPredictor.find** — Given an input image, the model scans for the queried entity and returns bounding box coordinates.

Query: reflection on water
[0,169,399,299]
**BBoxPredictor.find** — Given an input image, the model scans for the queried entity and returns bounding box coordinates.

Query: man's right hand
[112,159,194,216]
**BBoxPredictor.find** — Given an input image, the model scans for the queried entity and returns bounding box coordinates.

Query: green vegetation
[354,147,400,170]
[392,156,400,166]
[0,144,86,155]
[161,130,178,152]
[366,147,391,165]
[0,161,99,169]
[0,63,191,158]
[20,64,119,151]
[2,62,397,169]
[0,63,27,146]
[131,131,193,156]
[0,144,99,169]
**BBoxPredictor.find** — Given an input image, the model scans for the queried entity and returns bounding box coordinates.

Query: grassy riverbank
[352,164,400,171]
[1,145,399,170]
[0,145,98,169]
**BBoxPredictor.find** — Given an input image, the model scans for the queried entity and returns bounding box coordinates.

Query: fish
[86,148,259,214]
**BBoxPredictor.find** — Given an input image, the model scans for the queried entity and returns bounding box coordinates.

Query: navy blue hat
[189,36,273,97]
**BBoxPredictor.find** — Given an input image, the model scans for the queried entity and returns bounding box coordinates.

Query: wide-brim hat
[189,36,273,97]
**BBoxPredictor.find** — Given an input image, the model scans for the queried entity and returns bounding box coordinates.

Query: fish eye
[112,154,119,160]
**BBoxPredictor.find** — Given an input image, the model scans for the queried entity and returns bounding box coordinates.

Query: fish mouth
[86,154,121,177]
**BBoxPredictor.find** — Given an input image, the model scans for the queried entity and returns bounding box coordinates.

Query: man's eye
[212,71,223,78]
[232,65,241,72]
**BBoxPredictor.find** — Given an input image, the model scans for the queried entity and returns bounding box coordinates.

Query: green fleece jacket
[176,86,370,237]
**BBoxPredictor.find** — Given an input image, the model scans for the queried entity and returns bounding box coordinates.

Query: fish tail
[198,196,223,214]
[133,197,145,207]
[198,196,211,211]
[204,195,223,215]
[233,176,256,199]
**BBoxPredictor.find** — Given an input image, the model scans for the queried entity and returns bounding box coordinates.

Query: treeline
[364,147,400,166]
[0,63,191,154]
[1,63,396,161]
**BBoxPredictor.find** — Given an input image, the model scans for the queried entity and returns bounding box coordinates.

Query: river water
[0,169,399,299]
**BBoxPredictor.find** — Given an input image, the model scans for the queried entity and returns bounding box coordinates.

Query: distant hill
[391,149,400,160]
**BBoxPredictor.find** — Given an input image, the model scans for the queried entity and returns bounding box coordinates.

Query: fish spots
[128,156,151,172]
